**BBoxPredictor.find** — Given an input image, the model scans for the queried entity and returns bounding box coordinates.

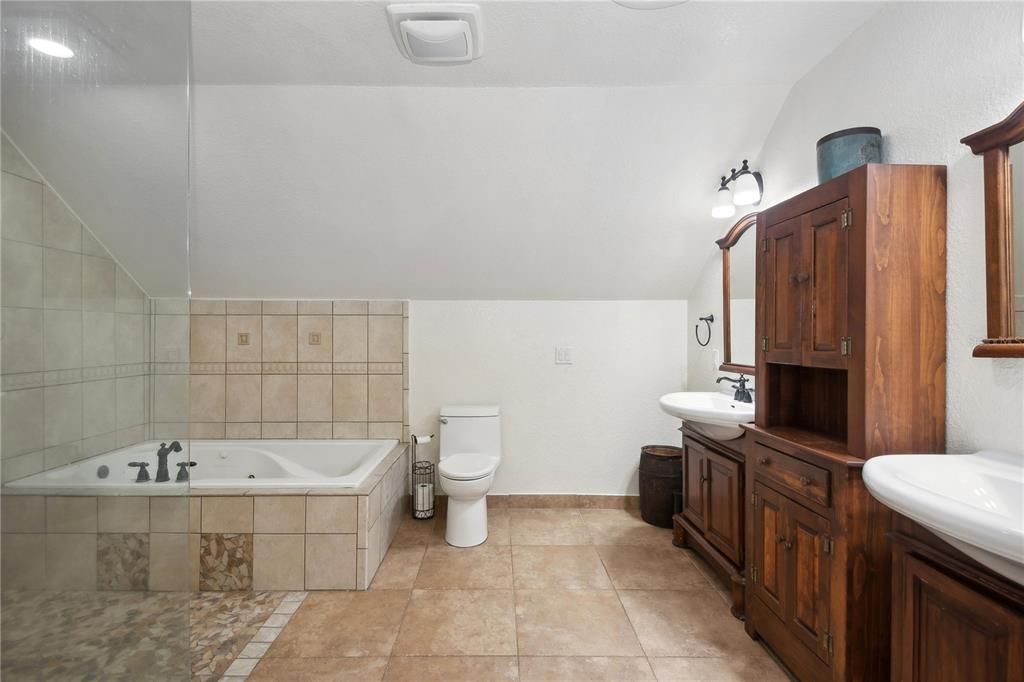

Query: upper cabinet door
[764,216,804,365]
[803,198,850,368]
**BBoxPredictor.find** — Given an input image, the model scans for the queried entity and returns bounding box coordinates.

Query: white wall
[410,301,687,495]
[751,2,1024,453]
[687,255,728,392]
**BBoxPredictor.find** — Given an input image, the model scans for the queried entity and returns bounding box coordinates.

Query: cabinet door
[803,198,849,368]
[704,449,742,565]
[895,554,1024,682]
[785,501,833,663]
[764,216,804,365]
[751,483,787,619]
[681,438,707,531]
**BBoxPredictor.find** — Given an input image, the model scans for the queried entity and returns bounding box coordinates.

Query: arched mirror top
[716,212,758,251]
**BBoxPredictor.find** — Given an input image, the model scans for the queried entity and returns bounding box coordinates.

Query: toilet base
[445,496,488,547]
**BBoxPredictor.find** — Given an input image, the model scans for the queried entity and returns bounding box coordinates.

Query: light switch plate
[555,347,573,364]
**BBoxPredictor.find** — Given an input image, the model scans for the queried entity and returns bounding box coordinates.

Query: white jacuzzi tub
[5,439,399,494]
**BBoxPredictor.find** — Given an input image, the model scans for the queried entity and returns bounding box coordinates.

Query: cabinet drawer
[751,442,831,508]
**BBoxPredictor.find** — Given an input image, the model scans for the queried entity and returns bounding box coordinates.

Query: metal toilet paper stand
[410,434,435,520]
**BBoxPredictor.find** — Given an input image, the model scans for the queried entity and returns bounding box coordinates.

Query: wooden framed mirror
[717,212,758,373]
[962,100,1024,357]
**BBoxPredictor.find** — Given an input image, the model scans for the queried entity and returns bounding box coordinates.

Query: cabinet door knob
[792,272,810,284]
[757,457,769,465]
[799,476,812,486]
[700,475,708,484]
[777,535,786,544]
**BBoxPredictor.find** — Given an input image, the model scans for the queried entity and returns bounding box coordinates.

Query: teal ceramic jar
[816,127,882,183]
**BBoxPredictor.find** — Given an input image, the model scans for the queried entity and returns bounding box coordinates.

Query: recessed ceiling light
[27,38,74,59]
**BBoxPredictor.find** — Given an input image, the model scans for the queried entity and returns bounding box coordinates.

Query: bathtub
[5,439,399,494]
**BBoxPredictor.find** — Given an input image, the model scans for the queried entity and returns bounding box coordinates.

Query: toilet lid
[440,453,499,481]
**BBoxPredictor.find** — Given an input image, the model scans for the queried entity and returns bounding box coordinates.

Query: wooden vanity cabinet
[673,427,746,618]
[746,164,947,682]
[889,514,1024,682]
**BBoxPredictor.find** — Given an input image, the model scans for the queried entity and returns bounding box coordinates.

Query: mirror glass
[1011,142,1024,333]
[729,226,757,366]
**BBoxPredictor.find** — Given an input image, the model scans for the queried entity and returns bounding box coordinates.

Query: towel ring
[695,314,714,347]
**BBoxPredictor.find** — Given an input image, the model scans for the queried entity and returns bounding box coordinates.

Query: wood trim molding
[973,340,1024,358]
[716,212,759,249]
[963,101,1023,356]
[961,100,1024,153]
[718,212,758,373]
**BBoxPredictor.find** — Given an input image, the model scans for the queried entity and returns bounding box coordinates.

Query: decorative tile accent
[200,533,254,591]
[97,532,149,590]
[189,590,287,678]
[221,591,309,678]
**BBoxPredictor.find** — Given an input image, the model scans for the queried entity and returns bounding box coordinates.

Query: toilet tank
[439,405,501,460]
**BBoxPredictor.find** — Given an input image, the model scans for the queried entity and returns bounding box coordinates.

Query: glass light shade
[732,172,761,206]
[712,187,736,218]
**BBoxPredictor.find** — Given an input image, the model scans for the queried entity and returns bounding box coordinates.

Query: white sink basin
[863,451,1024,585]
[659,391,755,441]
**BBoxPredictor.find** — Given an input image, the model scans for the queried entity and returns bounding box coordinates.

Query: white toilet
[438,405,501,547]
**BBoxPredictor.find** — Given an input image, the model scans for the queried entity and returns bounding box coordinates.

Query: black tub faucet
[155,441,183,482]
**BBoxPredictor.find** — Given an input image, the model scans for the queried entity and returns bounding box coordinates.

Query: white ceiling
[3,1,882,298]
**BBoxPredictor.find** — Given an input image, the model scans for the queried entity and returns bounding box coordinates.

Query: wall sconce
[711,160,764,218]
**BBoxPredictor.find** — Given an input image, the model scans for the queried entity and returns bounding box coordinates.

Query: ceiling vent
[386,4,483,65]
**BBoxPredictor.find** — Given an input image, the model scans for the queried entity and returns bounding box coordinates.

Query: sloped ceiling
[3,1,881,298]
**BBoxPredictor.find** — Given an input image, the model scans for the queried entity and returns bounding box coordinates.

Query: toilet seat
[439,452,499,481]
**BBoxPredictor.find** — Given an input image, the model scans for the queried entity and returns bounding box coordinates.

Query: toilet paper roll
[413,434,433,445]
[414,482,434,511]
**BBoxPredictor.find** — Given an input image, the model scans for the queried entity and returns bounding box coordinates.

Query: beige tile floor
[249,507,792,681]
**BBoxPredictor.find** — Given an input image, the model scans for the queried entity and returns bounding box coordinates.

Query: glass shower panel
[1,2,191,679]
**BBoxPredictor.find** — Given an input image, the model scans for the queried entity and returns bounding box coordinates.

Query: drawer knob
[799,476,812,486]
[757,457,770,465]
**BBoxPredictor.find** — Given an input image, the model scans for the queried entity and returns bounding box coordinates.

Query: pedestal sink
[863,451,1024,586]
[658,392,754,441]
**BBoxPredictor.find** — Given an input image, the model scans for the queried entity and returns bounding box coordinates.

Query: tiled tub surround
[178,298,409,442]
[1,443,410,592]
[1,136,155,482]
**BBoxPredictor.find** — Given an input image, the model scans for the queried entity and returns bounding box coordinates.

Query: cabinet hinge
[751,492,758,507]
[751,566,758,584]
[840,336,852,356]
[760,337,768,352]
[841,208,852,230]
[826,632,834,657]
[823,536,834,555]
[761,238,768,252]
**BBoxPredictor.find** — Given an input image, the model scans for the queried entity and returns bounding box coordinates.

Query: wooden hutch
[744,163,947,681]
